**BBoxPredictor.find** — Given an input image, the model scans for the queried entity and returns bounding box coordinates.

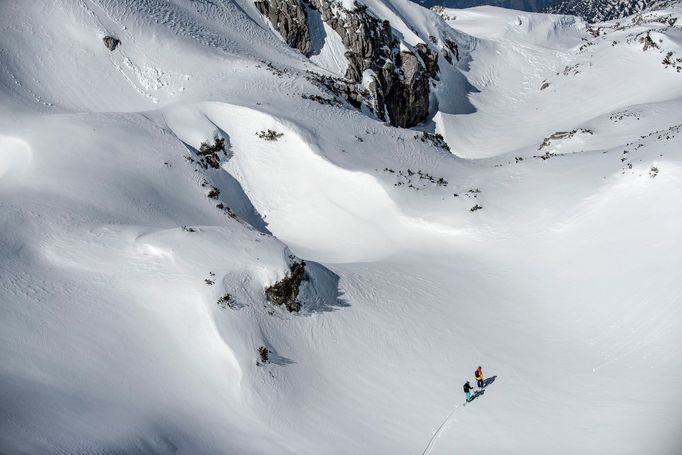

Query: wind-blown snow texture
[1,0,681,454]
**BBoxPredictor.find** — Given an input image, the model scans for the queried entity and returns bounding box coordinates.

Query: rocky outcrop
[257,346,270,364]
[373,49,432,128]
[102,36,120,51]
[306,72,367,108]
[265,261,305,312]
[257,0,442,128]
[308,0,439,127]
[416,43,440,78]
[441,39,459,64]
[255,0,312,55]
[307,2,393,81]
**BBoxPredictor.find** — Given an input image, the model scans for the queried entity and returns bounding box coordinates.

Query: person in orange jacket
[475,366,484,389]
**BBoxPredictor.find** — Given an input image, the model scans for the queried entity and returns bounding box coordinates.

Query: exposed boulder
[265,261,305,312]
[257,346,270,365]
[198,137,226,169]
[102,36,120,51]
[255,0,312,56]
[538,128,594,150]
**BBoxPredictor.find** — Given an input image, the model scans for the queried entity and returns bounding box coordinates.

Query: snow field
[1,1,681,454]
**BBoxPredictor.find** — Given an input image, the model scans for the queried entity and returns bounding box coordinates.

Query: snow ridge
[1,1,682,454]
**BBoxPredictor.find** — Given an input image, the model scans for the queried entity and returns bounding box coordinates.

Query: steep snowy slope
[1,1,681,454]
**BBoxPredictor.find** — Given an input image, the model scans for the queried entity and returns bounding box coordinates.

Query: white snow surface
[307,7,350,77]
[1,1,681,454]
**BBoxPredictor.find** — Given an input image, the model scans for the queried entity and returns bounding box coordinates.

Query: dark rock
[265,261,305,312]
[378,50,432,128]
[258,346,270,364]
[442,39,459,64]
[639,32,659,51]
[301,93,342,106]
[416,43,440,79]
[198,137,226,169]
[308,0,394,82]
[103,36,120,51]
[305,72,367,108]
[538,128,593,150]
[256,129,284,141]
[255,0,311,55]
[416,131,450,151]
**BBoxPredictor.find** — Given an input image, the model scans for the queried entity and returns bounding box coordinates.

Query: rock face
[441,39,459,64]
[310,0,439,127]
[102,36,120,51]
[257,0,441,127]
[255,0,312,55]
[308,2,393,82]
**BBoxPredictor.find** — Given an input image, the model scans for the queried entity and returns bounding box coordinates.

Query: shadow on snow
[302,261,351,314]
[468,375,497,403]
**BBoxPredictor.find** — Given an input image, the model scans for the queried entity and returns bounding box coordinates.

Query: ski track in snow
[421,403,463,455]
[421,384,491,455]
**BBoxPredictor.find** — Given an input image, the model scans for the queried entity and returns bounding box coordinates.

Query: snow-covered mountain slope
[546,0,655,22]
[1,1,681,454]
[413,0,561,13]
[434,5,682,158]
[412,0,652,22]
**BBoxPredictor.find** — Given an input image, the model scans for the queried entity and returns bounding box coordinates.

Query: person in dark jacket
[475,366,484,389]
[463,381,474,402]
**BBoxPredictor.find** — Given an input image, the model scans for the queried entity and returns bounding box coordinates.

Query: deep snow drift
[1,1,681,454]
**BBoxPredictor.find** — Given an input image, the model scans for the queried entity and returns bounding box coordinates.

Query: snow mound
[164,102,463,262]
[0,136,31,184]
[1,1,682,454]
